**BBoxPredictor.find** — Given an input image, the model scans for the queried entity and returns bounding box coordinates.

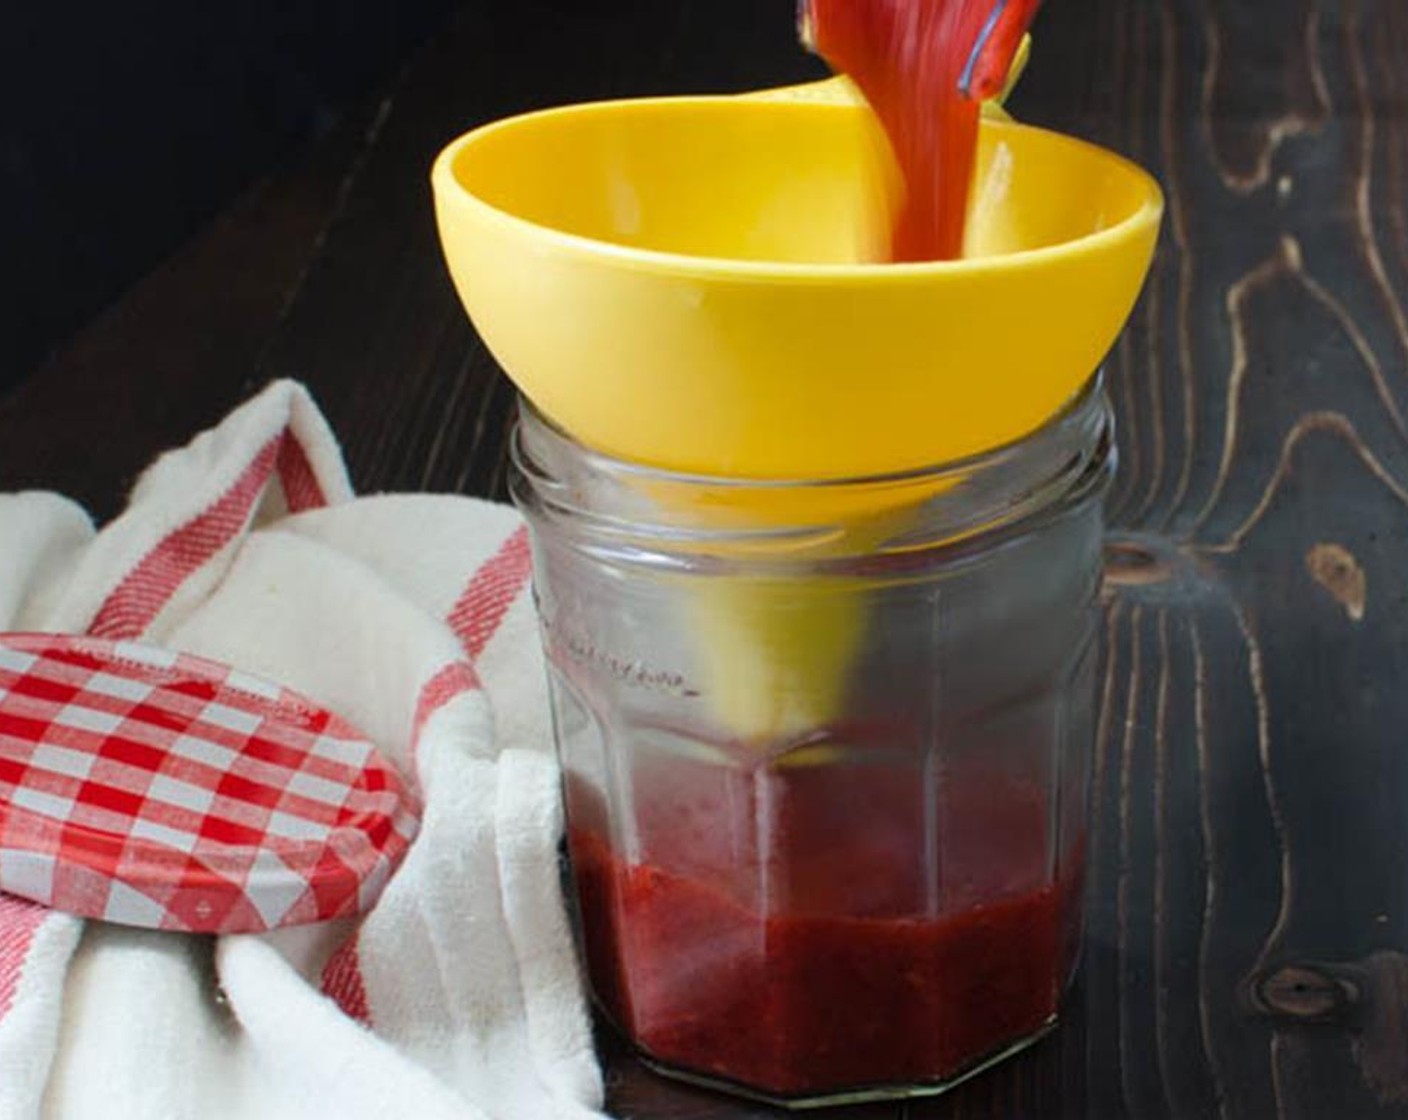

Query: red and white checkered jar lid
[0,634,419,933]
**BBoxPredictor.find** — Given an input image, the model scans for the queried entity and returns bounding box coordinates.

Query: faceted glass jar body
[510,381,1114,1107]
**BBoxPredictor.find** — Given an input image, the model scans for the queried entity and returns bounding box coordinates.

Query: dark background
[0,0,843,399]
[1,0,465,391]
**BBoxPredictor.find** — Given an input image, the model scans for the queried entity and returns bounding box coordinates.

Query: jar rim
[515,376,1106,490]
[510,376,1114,558]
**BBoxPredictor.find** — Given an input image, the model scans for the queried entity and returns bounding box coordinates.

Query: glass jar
[509,378,1115,1108]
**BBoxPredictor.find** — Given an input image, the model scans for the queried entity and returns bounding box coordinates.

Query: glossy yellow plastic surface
[431,93,1161,481]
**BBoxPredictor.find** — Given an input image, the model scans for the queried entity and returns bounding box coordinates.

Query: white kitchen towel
[0,381,605,1120]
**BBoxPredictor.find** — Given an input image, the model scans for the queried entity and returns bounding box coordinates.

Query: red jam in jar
[567,746,1076,1097]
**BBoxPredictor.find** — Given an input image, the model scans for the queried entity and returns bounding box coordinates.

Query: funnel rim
[431,96,1164,282]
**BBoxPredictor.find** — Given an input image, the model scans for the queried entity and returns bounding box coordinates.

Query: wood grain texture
[1021,2,1408,1117]
[2,1,1407,1116]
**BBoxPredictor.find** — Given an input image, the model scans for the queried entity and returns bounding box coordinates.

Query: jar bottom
[566,740,1081,1106]
[620,1013,1059,1110]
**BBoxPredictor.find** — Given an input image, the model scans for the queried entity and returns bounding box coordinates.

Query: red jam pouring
[804,0,1042,261]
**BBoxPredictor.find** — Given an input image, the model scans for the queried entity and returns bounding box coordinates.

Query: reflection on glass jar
[510,378,1113,1107]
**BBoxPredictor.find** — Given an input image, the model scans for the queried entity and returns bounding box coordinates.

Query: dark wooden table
[5,1,1408,1116]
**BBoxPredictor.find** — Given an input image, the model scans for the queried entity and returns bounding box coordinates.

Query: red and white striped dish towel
[0,381,604,1120]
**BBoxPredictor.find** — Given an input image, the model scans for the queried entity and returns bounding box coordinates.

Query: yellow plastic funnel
[431,86,1162,740]
[432,94,1160,480]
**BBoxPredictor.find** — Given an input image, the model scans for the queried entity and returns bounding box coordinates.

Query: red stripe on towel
[320,934,372,1026]
[0,894,49,1021]
[87,437,283,639]
[446,527,532,659]
[276,432,328,514]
